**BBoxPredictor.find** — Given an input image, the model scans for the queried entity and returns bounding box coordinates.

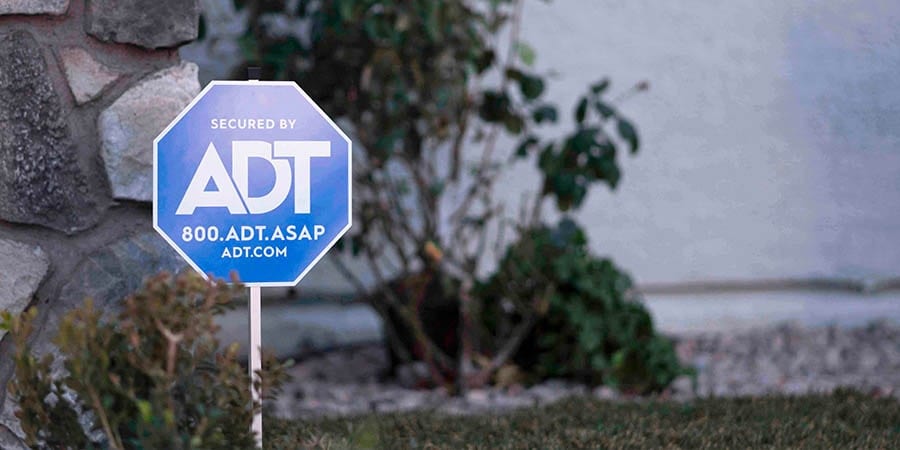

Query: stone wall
[0,1,200,446]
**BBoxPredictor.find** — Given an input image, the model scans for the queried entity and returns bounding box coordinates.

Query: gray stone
[20,231,187,365]
[0,238,48,339]
[0,396,26,448]
[592,385,619,400]
[528,381,576,404]
[57,47,120,105]
[57,231,188,310]
[11,231,181,353]
[0,0,68,15]
[86,0,200,49]
[0,425,27,450]
[0,30,96,233]
[464,389,489,405]
[99,62,199,201]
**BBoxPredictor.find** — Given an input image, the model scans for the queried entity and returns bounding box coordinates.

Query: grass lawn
[265,388,900,449]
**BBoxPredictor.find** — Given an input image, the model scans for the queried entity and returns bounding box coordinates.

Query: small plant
[1,271,289,450]
[480,219,691,393]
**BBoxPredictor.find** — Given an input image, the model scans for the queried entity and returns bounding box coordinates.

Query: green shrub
[232,0,656,390]
[480,219,691,392]
[1,271,289,449]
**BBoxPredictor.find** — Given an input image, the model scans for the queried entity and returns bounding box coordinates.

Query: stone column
[0,1,202,446]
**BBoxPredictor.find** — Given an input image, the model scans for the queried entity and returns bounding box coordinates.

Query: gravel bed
[678,320,900,398]
[271,321,900,419]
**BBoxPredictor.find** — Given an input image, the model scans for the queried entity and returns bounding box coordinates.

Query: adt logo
[176,141,330,215]
[153,81,351,286]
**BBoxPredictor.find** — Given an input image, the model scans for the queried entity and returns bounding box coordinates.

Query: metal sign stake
[249,285,263,448]
[247,68,263,449]
[152,64,352,450]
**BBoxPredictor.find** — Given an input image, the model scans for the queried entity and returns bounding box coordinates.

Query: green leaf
[591,353,609,371]
[515,41,536,66]
[532,105,558,124]
[551,173,577,210]
[503,114,525,133]
[538,334,558,348]
[262,37,303,79]
[594,101,616,119]
[581,327,602,352]
[591,78,610,94]
[363,18,381,40]
[136,400,154,423]
[423,2,441,41]
[506,69,545,100]
[616,118,639,153]
[475,50,495,74]
[519,75,545,100]
[612,349,627,369]
[337,0,354,21]
[430,181,445,196]
[0,311,11,331]
[570,128,597,153]
[163,410,175,427]
[479,90,511,122]
[575,97,588,124]
[514,136,540,159]
[589,157,621,189]
[538,143,556,171]
[351,235,364,256]
[237,32,258,61]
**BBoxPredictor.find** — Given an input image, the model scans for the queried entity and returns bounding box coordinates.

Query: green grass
[265,389,900,449]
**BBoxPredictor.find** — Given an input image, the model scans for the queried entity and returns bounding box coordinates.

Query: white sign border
[152,80,353,288]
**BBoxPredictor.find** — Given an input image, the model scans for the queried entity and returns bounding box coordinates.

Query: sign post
[153,72,352,448]
[246,70,263,447]
[249,285,262,443]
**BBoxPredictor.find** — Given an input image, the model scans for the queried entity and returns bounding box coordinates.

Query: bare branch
[465,285,552,388]
[363,248,455,371]
[448,0,526,242]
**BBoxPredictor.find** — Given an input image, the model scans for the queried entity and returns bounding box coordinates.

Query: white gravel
[271,321,900,419]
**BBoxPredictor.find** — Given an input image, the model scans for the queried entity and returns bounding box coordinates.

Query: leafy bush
[1,271,289,449]
[480,219,691,393]
[232,0,674,391]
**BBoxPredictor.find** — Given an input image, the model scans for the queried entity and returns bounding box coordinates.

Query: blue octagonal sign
[153,81,351,286]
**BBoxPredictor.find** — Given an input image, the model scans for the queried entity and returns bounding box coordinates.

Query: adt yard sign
[153,80,351,286]
[154,78,350,447]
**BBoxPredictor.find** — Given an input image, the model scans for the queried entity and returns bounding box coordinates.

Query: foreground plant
[1,271,289,450]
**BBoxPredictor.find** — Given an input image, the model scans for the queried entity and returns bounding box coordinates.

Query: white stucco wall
[512,0,900,284]
[183,1,900,291]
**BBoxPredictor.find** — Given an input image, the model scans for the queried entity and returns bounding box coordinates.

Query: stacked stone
[0,1,202,447]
